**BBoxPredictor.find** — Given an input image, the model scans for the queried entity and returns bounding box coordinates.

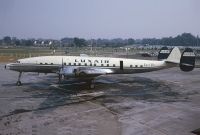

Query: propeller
[62,58,64,70]
[60,58,64,73]
[58,58,64,82]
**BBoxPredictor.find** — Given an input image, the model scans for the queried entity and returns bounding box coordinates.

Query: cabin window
[64,63,66,65]
[51,63,53,65]
[113,64,116,67]
[45,63,48,65]
[94,64,96,66]
[90,63,92,66]
[130,65,133,68]
[105,60,109,63]
[78,63,81,66]
[69,63,71,66]
[74,63,76,66]
[140,65,143,68]
[107,64,109,67]
[101,64,104,67]
[85,63,87,66]
[135,65,138,68]
[40,63,43,65]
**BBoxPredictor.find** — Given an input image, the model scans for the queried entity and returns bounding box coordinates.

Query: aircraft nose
[4,64,10,70]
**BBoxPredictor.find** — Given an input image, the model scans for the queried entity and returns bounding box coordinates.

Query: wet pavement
[0,63,200,135]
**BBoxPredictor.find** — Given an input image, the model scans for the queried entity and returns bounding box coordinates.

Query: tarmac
[0,63,200,135]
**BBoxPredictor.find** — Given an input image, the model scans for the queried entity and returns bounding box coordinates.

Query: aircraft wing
[80,67,113,74]
[60,66,114,77]
[6,63,114,77]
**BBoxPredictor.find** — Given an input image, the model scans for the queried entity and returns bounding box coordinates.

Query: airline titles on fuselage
[75,59,109,64]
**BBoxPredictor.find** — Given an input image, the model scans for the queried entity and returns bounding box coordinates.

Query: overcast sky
[0,0,200,39]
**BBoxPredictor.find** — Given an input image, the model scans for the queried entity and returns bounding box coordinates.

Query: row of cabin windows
[39,62,116,67]
[40,63,54,65]
[69,63,115,67]
[39,63,144,68]
[130,65,143,68]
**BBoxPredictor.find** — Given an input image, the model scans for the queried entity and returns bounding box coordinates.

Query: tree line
[141,33,199,46]
[0,33,199,47]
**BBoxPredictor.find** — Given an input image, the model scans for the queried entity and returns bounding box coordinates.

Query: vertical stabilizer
[166,47,181,64]
[158,47,171,60]
[180,48,195,72]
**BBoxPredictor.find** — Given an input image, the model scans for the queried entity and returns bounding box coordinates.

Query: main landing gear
[89,79,95,89]
[16,72,22,86]
[58,74,65,84]
[58,74,61,83]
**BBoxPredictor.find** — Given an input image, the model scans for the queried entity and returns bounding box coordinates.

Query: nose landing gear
[16,72,22,86]
[16,81,22,86]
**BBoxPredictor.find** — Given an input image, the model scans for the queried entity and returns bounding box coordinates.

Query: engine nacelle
[180,48,195,72]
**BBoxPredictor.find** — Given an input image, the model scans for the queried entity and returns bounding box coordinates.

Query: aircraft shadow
[32,76,186,114]
[0,75,188,117]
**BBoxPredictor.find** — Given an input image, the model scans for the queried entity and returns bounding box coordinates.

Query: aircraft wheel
[16,81,22,86]
[90,83,95,89]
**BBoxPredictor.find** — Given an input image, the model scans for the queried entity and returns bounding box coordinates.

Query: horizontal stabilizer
[181,63,194,67]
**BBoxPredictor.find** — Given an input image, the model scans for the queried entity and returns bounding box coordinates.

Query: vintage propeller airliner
[5,47,195,88]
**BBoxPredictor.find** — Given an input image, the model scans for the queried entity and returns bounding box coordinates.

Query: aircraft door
[120,61,123,70]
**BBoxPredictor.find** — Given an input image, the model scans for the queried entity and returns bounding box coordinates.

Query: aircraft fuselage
[6,56,169,74]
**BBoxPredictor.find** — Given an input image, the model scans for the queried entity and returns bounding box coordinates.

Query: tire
[16,81,22,86]
[90,83,95,89]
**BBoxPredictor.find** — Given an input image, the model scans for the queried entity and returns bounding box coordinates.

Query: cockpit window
[16,61,20,63]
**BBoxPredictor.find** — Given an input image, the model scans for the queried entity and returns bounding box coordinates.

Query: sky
[0,0,200,39]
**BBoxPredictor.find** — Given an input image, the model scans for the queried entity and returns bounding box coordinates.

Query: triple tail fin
[165,47,195,72]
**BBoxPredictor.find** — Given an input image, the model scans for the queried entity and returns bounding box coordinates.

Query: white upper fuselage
[17,56,166,69]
